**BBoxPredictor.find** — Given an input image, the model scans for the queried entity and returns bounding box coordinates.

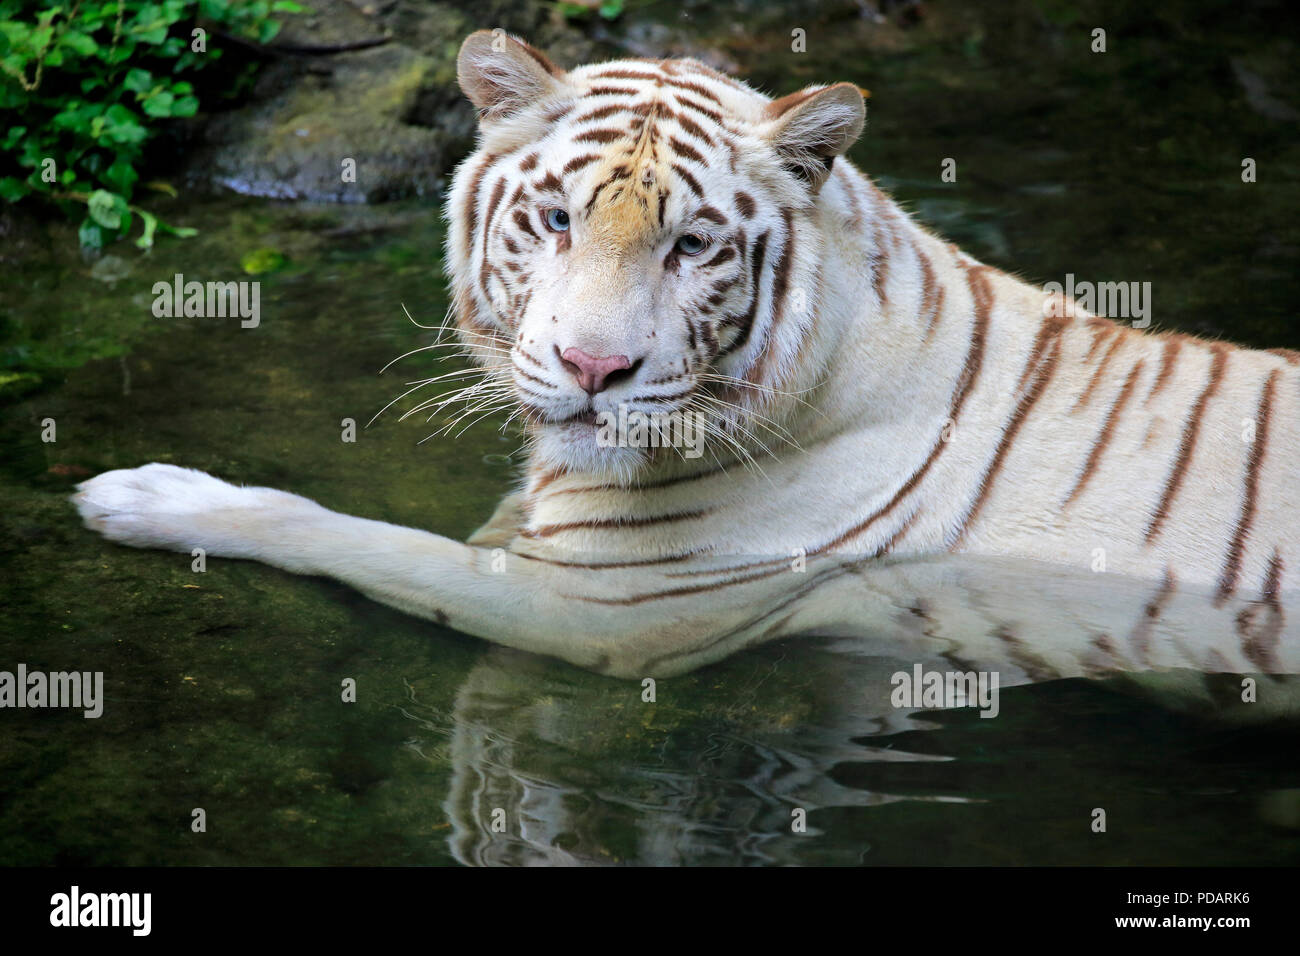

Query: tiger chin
[73,31,1299,681]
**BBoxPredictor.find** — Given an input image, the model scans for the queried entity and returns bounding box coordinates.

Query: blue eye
[675,234,707,256]
[545,208,570,232]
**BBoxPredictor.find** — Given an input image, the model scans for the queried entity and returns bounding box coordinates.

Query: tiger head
[444,31,865,480]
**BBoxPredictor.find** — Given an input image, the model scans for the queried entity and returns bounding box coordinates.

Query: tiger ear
[457,30,566,122]
[762,83,866,191]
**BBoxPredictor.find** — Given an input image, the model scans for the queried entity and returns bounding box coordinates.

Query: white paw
[72,463,316,554]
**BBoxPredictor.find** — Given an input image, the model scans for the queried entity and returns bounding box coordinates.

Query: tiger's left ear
[762,83,866,191]
[457,30,567,122]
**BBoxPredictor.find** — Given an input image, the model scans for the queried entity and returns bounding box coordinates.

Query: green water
[2,0,1299,864]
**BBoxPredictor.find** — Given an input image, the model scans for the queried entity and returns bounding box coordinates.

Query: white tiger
[73,31,1299,682]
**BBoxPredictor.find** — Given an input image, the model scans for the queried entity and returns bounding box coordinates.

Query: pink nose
[559,347,632,395]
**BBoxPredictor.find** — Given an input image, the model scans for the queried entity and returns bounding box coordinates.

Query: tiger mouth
[557,409,600,427]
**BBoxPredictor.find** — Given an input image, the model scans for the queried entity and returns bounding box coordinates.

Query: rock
[193,37,474,203]
[268,0,390,52]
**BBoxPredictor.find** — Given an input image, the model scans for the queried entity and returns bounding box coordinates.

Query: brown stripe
[669,136,704,164]
[993,625,1060,682]
[870,229,891,305]
[574,127,625,144]
[765,86,822,119]
[674,113,715,145]
[1145,343,1229,543]
[512,366,551,389]
[663,554,790,579]
[1071,329,1125,413]
[517,549,705,570]
[511,208,537,240]
[1263,548,1284,600]
[571,563,790,606]
[672,163,703,197]
[1148,335,1182,401]
[587,85,639,97]
[528,468,566,495]
[575,104,631,123]
[672,95,724,124]
[590,68,661,82]
[952,332,1064,546]
[550,462,732,497]
[481,176,506,251]
[1128,567,1176,666]
[543,103,573,124]
[745,209,795,386]
[1266,348,1300,366]
[518,41,562,77]
[521,509,711,539]
[719,231,768,355]
[662,77,722,103]
[1063,359,1145,507]
[701,246,736,268]
[1237,549,1284,670]
[533,170,563,193]
[562,153,601,176]
[1016,314,1072,392]
[1083,322,1117,362]
[461,152,498,262]
[843,173,865,230]
[697,205,727,225]
[817,264,992,553]
[916,248,939,342]
[638,560,861,669]
[518,152,539,172]
[1216,369,1279,602]
[735,191,755,218]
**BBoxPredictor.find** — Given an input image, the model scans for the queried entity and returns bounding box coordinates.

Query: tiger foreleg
[71,464,649,674]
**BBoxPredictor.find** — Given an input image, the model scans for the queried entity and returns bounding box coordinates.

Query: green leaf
[58,31,99,56]
[271,1,303,11]
[134,209,158,249]
[0,176,29,202]
[170,94,198,117]
[240,247,285,274]
[124,68,153,92]
[1,126,25,150]
[87,189,126,229]
[104,156,138,195]
[142,91,174,117]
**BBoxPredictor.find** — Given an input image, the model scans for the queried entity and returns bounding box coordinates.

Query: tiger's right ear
[457,30,567,122]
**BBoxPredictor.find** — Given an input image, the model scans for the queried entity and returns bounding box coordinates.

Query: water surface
[2,0,1298,865]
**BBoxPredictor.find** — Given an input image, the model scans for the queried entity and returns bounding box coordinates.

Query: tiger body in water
[74,32,1299,680]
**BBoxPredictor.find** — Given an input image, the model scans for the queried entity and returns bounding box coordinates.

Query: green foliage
[556,0,625,23]
[0,0,303,248]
